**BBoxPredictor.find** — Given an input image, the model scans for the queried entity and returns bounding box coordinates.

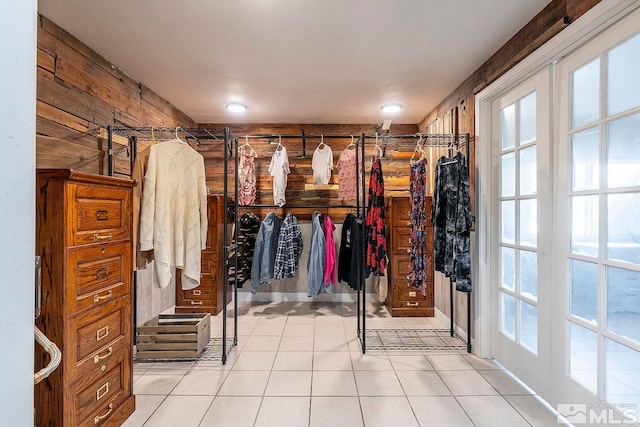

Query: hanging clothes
[431,152,473,292]
[366,157,387,277]
[336,147,357,201]
[227,212,261,288]
[273,213,304,280]
[312,143,333,185]
[250,212,283,293]
[308,211,329,297]
[139,138,208,290]
[337,213,355,284]
[408,158,429,296]
[348,216,366,290]
[323,214,337,287]
[269,146,290,207]
[131,145,154,270]
[238,145,257,205]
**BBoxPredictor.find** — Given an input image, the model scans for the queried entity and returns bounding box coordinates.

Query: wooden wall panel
[36,15,196,176]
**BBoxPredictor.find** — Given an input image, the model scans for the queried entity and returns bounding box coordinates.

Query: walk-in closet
[4,1,640,426]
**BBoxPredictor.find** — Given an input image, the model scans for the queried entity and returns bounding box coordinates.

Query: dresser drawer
[391,198,411,224]
[69,184,131,246]
[389,254,411,279]
[74,335,129,387]
[74,361,127,426]
[393,285,429,303]
[68,243,130,313]
[67,297,130,378]
[392,227,412,255]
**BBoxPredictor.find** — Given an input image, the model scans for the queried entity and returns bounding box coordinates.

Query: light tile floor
[124,301,563,427]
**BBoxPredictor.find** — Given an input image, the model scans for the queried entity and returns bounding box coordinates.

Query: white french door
[490,68,551,397]
[554,8,640,409]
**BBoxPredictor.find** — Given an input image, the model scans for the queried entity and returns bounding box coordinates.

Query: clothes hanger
[175,126,197,143]
[346,135,356,149]
[410,133,424,165]
[318,135,325,149]
[371,133,383,164]
[276,135,284,152]
[239,135,257,156]
[151,126,157,145]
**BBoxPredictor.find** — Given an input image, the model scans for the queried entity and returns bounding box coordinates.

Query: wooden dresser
[175,195,230,315]
[35,169,135,426]
[384,196,434,316]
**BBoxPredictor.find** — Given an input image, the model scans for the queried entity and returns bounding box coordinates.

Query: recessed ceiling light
[380,103,403,113]
[225,102,247,112]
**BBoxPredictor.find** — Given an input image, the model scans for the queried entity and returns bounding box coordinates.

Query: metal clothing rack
[107,125,236,363]
[356,133,472,354]
[223,132,368,353]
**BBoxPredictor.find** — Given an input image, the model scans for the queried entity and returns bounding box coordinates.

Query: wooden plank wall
[417,0,602,333]
[36,15,196,178]
[199,123,418,221]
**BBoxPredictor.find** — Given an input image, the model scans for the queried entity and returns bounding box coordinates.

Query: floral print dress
[366,157,387,277]
[408,158,428,296]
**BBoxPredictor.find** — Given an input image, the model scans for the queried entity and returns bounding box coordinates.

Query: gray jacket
[250,212,283,293]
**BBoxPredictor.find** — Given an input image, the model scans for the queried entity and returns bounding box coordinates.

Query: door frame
[474,0,639,361]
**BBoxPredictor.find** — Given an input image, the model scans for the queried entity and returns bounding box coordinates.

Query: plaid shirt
[273,213,303,280]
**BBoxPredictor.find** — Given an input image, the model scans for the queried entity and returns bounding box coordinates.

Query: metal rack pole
[130,136,138,344]
[222,128,229,365]
[355,135,361,339]
[233,130,239,348]
[360,133,367,353]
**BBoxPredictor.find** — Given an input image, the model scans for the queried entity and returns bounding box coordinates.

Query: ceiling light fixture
[225,102,247,113]
[380,103,403,113]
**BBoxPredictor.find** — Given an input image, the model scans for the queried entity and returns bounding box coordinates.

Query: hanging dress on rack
[269,146,290,207]
[336,147,357,200]
[366,157,387,277]
[312,143,333,185]
[238,145,257,205]
[408,158,428,296]
[431,152,473,292]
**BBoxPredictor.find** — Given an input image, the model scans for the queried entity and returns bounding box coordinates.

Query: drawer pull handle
[406,248,411,253]
[96,382,109,401]
[95,268,109,280]
[193,289,202,296]
[94,403,113,425]
[408,291,416,297]
[406,221,412,226]
[191,300,203,305]
[94,233,113,242]
[407,302,419,307]
[94,290,112,303]
[96,326,109,341]
[96,210,109,221]
[93,346,113,363]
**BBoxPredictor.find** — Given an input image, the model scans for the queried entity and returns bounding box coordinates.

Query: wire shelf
[133,337,236,363]
[361,328,467,351]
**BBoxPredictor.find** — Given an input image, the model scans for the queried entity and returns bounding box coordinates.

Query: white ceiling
[38,0,549,125]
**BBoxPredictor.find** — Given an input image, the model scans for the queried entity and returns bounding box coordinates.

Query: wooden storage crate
[136,313,211,359]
